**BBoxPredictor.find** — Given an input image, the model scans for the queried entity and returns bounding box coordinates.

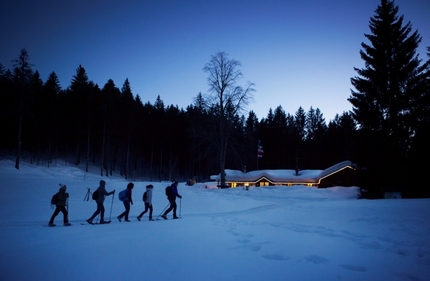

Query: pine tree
[42,72,62,165]
[348,0,429,197]
[294,107,306,142]
[349,0,428,150]
[69,65,90,166]
[12,49,33,169]
[120,78,136,179]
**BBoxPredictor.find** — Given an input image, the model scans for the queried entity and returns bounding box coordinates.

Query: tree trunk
[100,123,106,177]
[15,115,22,170]
[86,125,91,173]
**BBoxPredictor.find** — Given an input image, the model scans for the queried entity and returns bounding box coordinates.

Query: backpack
[118,189,127,201]
[165,185,173,197]
[51,193,58,205]
[143,191,148,201]
[92,189,99,200]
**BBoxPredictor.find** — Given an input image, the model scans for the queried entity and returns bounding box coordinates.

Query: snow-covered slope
[0,159,429,281]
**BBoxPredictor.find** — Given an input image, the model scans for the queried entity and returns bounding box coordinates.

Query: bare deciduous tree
[203,52,254,188]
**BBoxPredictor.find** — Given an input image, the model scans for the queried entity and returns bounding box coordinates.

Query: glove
[179,195,182,199]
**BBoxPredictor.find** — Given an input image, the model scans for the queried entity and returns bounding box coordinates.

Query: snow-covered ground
[0,159,429,281]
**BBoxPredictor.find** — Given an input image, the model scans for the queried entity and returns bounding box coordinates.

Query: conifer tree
[12,49,33,169]
[43,72,62,165]
[348,0,429,197]
[294,107,306,142]
[69,65,91,166]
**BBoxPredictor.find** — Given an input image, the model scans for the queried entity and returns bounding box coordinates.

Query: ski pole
[109,193,114,221]
[66,199,69,223]
[179,198,182,218]
[155,203,170,220]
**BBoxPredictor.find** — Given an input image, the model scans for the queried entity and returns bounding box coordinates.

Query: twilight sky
[1,0,429,122]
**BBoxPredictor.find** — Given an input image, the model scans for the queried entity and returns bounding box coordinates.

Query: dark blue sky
[1,0,429,121]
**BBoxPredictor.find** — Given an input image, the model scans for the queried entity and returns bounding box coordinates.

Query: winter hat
[59,184,66,190]
[146,184,153,189]
[100,180,106,187]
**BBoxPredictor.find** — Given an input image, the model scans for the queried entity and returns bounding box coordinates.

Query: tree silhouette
[202,52,254,188]
[12,49,33,169]
[348,0,429,197]
[42,72,62,166]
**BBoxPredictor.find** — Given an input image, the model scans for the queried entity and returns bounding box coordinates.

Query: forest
[1,0,429,198]
[0,57,353,180]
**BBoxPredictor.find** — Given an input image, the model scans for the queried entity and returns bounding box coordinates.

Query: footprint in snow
[304,255,328,264]
[339,264,366,272]
[261,253,289,261]
[247,244,262,252]
[237,238,251,243]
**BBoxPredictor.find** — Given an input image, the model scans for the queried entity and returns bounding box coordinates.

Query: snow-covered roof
[216,160,356,185]
[317,160,356,182]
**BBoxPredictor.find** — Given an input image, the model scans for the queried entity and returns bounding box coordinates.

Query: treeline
[2,0,429,199]
[0,50,354,182]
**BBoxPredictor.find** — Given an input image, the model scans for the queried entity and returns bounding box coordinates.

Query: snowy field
[0,159,429,281]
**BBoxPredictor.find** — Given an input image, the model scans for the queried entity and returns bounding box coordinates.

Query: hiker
[86,180,115,224]
[161,181,182,220]
[137,184,154,221]
[117,182,134,222]
[49,184,71,227]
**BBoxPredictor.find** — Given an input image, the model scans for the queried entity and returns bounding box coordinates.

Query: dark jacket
[96,186,114,203]
[55,189,69,206]
[125,188,133,204]
[168,183,181,200]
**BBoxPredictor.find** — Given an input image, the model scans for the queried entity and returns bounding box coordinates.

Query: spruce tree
[348,0,429,197]
[12,49,33,169]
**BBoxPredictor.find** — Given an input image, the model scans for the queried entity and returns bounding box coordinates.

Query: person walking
[137,184,154,221]
[48,184,71,227]
[86,180,115,224]
[117,182,134,222]
[161,181,182,220]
